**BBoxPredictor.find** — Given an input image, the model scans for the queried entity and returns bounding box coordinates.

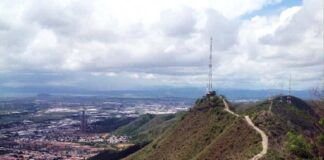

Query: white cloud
[143,74,157,80]
[105,72,117,77]
[159,6,197,37]
[129,73,140,79]
[0,0,322,90]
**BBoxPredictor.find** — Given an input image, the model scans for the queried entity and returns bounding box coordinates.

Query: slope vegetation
[223,98,268,160]
[125,95,261,160]
[114,114,179,143]
[239,96,324,159]
[90,114,181,160]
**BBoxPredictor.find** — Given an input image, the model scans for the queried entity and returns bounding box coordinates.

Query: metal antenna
[206,83,209,94]
[287,74,292,104]
[208,37,213,93]
[280,83,283,103]
[322,14,324,98]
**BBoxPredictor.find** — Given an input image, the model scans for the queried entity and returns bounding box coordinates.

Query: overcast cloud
[0,0,322,91]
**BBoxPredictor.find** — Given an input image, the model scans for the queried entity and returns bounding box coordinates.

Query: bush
[152,143,157,149]
[286,132,313,158]
[319,118,324,126]
[180,114,186,120]
[317,133,324,145]
[195,98,203,105]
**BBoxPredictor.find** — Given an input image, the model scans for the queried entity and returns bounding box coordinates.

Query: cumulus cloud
[0,0,322,90]
[203,9,239,50]
[159,6,197,37]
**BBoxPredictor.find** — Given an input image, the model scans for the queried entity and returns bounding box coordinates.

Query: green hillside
[238,96,324,159]
[114,113,181,143]
[125,95,262,160]
[90,94,323,160]
[88,113,184,160]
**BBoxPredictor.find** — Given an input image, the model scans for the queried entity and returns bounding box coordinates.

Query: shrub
[319,118,324,126]
[195,99,200,105]
[195,98,203,105]
[317,133,324,145]
[286,131,313,158]
[180,114,186,121]
[152,143,157,149]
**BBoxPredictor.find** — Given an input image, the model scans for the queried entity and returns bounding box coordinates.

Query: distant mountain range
[0,86,313,100]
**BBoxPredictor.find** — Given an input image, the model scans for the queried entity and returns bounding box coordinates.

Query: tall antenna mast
[287,74,292,104]
[280,83,283,103]
[289,74,291,95]
[208,37,213,93]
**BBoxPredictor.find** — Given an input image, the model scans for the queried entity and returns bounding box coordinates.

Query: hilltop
[238,95,324,159]
[125,95,262,160]
[90,94,323,160]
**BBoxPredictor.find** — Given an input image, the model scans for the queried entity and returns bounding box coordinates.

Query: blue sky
[0,0,322,93]
[242,0,303,18]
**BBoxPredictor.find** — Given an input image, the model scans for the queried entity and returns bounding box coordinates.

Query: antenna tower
[208,37,213,93]
[287,74,292,104]
[280,83,283,103]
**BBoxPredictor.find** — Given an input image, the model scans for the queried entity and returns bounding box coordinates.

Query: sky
[0,0,323,92]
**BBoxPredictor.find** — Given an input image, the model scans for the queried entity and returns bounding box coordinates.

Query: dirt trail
[221,97,268,160]
[245,116,268,160]
[222,98,240,117]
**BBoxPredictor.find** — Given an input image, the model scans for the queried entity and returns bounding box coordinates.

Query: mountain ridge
[125,95,262,160]
[124,95,323,159]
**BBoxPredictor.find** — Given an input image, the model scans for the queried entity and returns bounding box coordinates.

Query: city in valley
[0,95,192,159]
